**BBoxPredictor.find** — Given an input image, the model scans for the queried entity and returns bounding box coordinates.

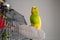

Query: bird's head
[31,6,39,14]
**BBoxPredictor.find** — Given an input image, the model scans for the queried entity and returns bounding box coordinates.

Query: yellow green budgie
[30,6,42,30]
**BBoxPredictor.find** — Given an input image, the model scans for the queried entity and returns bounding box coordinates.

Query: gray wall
[6,0,60,40]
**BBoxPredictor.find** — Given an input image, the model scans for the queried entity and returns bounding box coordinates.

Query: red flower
[0,18,5,29]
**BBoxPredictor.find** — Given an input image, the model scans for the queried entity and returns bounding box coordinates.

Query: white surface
[19,25,45,40]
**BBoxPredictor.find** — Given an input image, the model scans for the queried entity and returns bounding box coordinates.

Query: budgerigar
[30,6,42,30]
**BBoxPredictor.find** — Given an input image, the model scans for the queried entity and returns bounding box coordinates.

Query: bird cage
[5,9,27,40]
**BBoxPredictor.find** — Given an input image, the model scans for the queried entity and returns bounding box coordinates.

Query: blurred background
[6,0,60,40]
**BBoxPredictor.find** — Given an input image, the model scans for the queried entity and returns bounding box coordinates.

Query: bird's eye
[34,8,36,9]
